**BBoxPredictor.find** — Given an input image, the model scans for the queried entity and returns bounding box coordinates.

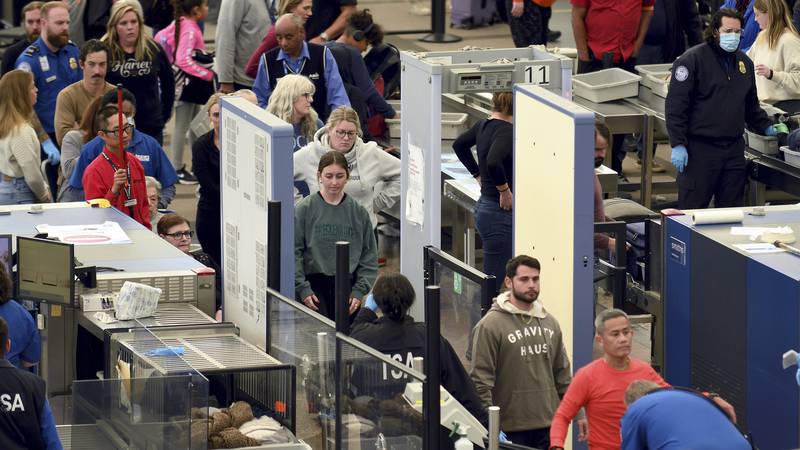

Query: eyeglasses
[102,123,134,136]
[164,230,193,239]
[334,129,357,138]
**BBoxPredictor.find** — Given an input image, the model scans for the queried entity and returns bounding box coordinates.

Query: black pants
[195,205,221,267]
[306,273,356,322]
[44,132,60,199]
[505,427,550,450]
[677,137,746,209]
[505,0,549,47]
[578,54,638,174]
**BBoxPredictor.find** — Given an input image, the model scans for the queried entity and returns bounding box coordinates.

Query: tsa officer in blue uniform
[0,317,62,450]
[15,1,81,197]
[666,8,780,210]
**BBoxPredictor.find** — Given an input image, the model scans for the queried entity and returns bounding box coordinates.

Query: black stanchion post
[419,0,462,43]
[334,241,350,450]
[482,275,496,317]
[265,201,281,350]
[424,285,441,450]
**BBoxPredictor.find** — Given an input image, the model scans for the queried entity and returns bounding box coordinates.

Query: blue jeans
[474,196,512,292]
[0,177,36,205]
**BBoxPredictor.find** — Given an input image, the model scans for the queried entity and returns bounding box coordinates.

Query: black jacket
[643,0,703,63]
[349,308,488,426]
[0,360,47,450]
[666,41,772,147]
[1,38,31,76]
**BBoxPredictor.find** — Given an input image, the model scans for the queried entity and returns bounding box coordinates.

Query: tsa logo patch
[674,66,689,82]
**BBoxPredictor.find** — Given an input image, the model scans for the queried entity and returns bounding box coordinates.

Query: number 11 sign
[524,64,550,86]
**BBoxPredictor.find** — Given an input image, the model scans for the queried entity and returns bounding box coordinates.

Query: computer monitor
[16,236,74,306]
[0,234,11,274]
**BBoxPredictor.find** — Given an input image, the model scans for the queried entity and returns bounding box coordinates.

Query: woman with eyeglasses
[158,213,222,317]
[295,151,377,321]
[0,70,51,205]
[294,106,400,229]
[267,74,324,152]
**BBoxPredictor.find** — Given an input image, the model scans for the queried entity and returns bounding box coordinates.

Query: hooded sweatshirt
[469,292,572,432]
[293,127,401,228]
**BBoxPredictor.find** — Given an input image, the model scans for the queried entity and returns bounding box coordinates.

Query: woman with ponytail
[155,0,214,184]
[348,272,488,429]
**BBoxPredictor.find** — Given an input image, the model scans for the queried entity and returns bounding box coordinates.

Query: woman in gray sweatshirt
[294,150,378,321]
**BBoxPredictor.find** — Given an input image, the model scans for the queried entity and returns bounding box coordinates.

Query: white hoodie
[293,126,401,227]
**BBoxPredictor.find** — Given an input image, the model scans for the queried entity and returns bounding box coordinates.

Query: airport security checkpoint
[0,0,799,449]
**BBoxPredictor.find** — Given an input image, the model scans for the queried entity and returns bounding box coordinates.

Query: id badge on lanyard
[101,152,137,207]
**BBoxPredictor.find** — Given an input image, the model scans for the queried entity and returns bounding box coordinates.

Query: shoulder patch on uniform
[17,61,32,72]
[674,65,689,82]
[739,61,746,74]
[23,44,39,56]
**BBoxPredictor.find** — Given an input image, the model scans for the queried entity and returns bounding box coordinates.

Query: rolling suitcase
[451,0,499,29]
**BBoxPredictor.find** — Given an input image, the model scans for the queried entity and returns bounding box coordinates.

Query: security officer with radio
[0,317,62,450]
[666,8,784,209]
[15,1,82,198]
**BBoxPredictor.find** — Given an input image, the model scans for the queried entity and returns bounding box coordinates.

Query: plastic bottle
[454,425,473,450]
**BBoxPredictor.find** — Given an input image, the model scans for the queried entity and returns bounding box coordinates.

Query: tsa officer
[15,1,82,197]
[666,8,784,209]
[0,317,62,450]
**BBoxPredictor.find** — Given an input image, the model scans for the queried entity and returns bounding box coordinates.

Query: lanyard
[100,151,132,201]
[282,57,307,75]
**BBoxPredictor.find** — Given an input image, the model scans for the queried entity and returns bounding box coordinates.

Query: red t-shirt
[245,26,278,79]
[82,147,151,230]
[550,357,668,450]
[571,0,656,63]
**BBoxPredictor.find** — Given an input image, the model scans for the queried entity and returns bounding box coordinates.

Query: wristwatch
[320,32,330,42]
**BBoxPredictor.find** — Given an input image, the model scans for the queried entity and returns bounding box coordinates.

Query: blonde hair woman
[102,0,176,147]
[267,74,323,151]
[0,70,51,204]
[293,106,400,227]
[748,0,800,111]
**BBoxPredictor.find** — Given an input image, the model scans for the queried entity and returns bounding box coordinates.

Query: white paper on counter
[406,139,425,226]
[692,209,744,225]
[37,221,132,245]
[733,243,785,254]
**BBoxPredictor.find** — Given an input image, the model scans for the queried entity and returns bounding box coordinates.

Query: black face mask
[594,157,604,168]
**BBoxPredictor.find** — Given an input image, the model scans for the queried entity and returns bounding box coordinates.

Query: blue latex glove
[144,346,185,357]
[364,293,378,312]
[796,367,800,386]
[499,431,509,443]
[42,139,60,165]
[671,145,688,173]
[765,123,789,136]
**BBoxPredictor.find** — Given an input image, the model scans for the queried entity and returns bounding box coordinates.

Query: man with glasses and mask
[82,105,151,229]
[666,8,779,209]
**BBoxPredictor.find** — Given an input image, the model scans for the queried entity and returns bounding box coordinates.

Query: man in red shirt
[572,0,655,175]
[82,105,151,229]
[549,309,736,450]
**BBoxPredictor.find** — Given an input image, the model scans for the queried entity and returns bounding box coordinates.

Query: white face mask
[128,116,136,128]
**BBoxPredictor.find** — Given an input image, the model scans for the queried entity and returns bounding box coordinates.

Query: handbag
[173,50,216,104]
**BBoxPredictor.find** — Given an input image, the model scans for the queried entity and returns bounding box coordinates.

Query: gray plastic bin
[746,130,779,155]
[572,68,642,103]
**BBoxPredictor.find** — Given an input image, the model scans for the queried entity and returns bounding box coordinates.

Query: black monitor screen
[16,237,74,306]
[0,234,11,274]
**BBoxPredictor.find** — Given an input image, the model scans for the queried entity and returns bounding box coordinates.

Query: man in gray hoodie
[469,255,578,449]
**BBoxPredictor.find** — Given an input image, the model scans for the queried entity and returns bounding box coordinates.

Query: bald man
[253,14,349,122]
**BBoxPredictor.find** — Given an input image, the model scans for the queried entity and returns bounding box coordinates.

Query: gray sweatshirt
[214,0,270,87]
[469,292,573,431]
[293,127,401,227]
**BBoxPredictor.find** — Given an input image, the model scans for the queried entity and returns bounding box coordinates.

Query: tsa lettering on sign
[1,393,25,412]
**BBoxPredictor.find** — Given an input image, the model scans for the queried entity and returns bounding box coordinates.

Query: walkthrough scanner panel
[17,236,75,306]
[400,47,573,319]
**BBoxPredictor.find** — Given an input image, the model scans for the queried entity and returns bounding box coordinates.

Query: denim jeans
[474,196,513,292]
[0,177,36,205]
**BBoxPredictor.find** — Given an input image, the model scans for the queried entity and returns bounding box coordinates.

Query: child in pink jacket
[155,0,213,184]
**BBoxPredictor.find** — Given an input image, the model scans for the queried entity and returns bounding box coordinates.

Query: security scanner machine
[0,203,216,395]
[664,205,800,449]
[220,96,295,348]
[399,46,573,311]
